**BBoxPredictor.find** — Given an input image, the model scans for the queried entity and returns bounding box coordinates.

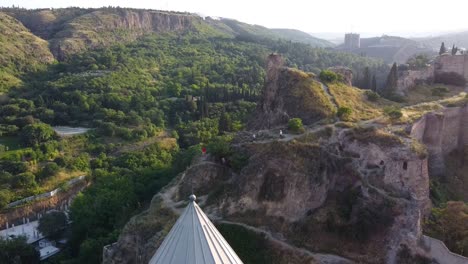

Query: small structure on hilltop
[344,33,360,50]
[148,194,243,264]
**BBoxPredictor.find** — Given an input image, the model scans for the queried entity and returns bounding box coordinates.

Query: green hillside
[0,7,388,263]
[3,7,334,60]
[0,12,54,92]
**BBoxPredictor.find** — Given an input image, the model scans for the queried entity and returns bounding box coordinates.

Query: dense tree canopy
[38,211,68,238]
[0,236,40,264]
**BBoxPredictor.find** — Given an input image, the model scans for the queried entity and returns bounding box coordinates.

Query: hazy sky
[3,0,468,36]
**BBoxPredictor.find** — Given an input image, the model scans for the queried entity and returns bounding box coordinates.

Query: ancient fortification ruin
[397,54,468,93]
[435,54,468,79]
[344,33,360,50]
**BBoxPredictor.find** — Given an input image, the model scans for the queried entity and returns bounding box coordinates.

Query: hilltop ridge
[1,7,333,60]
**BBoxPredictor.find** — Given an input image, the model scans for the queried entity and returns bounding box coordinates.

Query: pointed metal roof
[149,195,244,264]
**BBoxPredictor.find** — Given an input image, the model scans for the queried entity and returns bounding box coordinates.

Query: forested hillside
[0,7,387,263]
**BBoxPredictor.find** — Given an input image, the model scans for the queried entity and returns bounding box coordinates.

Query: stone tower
[344,33,360,50]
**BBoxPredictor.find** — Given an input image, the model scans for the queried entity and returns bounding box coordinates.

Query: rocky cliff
[2,7,334,61]
[103,121,432,263]
[3,8,204,60]
[49,9,200,60]
[248,54,335,129]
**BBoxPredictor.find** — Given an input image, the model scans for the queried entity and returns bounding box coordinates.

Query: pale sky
[2,0,468,37]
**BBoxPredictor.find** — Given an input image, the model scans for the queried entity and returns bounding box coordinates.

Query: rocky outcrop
[4,8,201,60]
[248,54,335,129]
[49,9,199,60]
[328,66,353,86]
[104,122,431,264]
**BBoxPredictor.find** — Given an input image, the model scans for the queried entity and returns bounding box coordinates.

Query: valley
[0,5,467,264]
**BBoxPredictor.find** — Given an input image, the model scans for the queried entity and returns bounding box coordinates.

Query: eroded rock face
[102,197,177,264]
[248,54,335,129]
[50,9,198,59]
[104,124,431,264]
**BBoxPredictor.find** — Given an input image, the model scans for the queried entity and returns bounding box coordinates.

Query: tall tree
[0,237,40,264]
[38,211,68,239]
[362,67,371,89]
[218,111,233,133]
[383,63,398,96]
[439,42,447,55]
[371,75,377,92]
[452,44,459,55]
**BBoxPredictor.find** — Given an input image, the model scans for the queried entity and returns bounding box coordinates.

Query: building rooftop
[149,195,243,264]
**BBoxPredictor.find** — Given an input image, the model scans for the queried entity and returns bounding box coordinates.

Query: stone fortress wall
[397,54,468,93]
[434,54,468,79]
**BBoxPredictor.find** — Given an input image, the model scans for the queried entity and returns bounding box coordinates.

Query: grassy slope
[404,84,465,105]
[0,12,54,91]
[282,68,336,123]
[328,83,390,121]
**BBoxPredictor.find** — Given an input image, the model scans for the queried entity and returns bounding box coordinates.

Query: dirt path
[321,83,339,110]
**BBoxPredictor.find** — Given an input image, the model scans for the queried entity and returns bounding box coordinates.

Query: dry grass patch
[404,84,465,105]
[328,83,393,121]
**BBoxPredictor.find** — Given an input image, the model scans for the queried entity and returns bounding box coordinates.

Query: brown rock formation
[328,66,353,86]
[248,54,335,129]
[103,123,431,264]
[5,8,200,60]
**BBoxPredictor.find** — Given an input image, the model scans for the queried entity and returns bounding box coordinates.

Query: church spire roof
[149,195,243,264]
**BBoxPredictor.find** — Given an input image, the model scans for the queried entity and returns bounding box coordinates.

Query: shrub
[0,236,40,263]
[11,172,36,189]
[0,189,12,210]
[39,162,60,180]
[19,123,56,147]
[385,93,406,103]
[207,136,232,159]
[431,86,450,97]
[38,211,68,238]
[411,139,428,159]
[319,70,338,83]
[337,107,352,120]
[365,90,380,102]
[288,118,305,133]
[384,107,403,119]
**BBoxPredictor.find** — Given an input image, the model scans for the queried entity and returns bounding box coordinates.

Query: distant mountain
[414,31,468,51]
[337,35,434,63]
[270,28,334,47]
